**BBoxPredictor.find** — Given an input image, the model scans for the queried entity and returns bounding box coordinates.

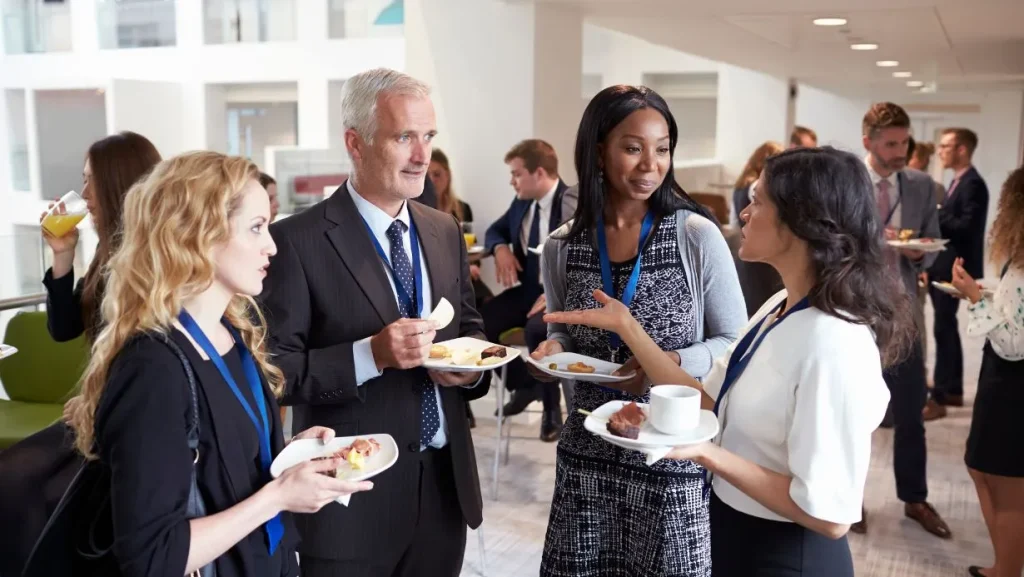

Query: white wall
[583,24,718,86]
[37,89,107,200]
[795,84,872,155]
[715,65,789,182]
[107,79,187,158]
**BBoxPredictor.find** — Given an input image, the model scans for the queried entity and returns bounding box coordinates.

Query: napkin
[337,494,351,507]
[639,445,674,466]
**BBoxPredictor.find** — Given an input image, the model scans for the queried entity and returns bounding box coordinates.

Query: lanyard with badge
[596,211,656,351]
[703,296,811,498]
[177,310,284,554]
[360,217,424,318]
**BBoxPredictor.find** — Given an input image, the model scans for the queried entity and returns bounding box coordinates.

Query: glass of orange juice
[462,222,476,248]
[41,191,88,238]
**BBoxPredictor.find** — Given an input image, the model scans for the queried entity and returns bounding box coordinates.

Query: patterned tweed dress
[541,213,711,577]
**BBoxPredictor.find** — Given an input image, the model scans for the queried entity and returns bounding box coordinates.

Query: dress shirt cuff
[353,337,383,386]
[460,372,487,389]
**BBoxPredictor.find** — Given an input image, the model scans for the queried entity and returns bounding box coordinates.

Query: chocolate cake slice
[606,401,646,440]
[480,345,508,359]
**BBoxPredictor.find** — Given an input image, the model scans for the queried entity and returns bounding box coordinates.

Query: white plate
[0,344,17,360]
[583,400,719,450]
[423,337,521,373]
[428,297,454,330]
[886,238,949,252]
[468,245,485,254]
[931,280,995,300]
[525,352,635,383]
[270,434,398,504]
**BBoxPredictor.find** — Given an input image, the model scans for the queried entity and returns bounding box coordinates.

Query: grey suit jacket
[889,168,942,300]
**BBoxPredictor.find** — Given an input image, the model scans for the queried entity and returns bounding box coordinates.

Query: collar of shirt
[954,165,973,181]
[864,158,898,191]
[535,180,559,212]
[347,180,411,239]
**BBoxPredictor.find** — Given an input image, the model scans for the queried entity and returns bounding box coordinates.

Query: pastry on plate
[567,361,596,374]
[607,402,646,440]
[898,228,915,241]
[429,344,451,359]
[313,438,381,477]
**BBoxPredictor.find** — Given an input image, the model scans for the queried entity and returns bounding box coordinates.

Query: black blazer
[259,184,487,565]
[930,166,989,281]
[483,180,571,280]
[42,268,87,342]
[94,332,298,577]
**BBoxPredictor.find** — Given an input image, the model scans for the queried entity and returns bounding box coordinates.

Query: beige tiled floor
[461,303,994,577]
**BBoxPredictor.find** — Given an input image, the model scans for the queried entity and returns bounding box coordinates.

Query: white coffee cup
[649,385,701,435]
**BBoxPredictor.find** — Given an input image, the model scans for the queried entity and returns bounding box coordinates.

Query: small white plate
[270,434,397,505]
[0,344,17,360]
[423,337,521,373]
[468,245,485,255]
[583,400,719,450]
[428,297,454,330]
[886,238,949,252]
[931,280,995,300]
[525,352,635,383]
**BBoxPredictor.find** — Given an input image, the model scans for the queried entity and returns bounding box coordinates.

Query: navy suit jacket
[484,180,576,281]
[930,166,989,280]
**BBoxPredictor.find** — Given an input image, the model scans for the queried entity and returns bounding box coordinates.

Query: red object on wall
[293,174,347,196]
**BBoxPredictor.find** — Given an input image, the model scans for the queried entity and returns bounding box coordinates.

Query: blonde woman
[67,152,371,576]
[732,141,784,223]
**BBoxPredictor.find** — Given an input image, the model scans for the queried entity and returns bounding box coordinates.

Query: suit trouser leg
[482,286,538,392]
[394,448,467,577]
[885,340,929,503]
[929,285,963,401]
[525,312,562,415]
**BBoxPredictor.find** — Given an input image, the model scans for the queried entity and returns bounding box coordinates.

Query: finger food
[429,344,451,359]
[607,402,646,440]
[314,437,381,477]
[476,356,504,367]
[567,361,596,374]
[480,345,508,359]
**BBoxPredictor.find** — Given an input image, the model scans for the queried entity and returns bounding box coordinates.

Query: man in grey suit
[852,102,952,540]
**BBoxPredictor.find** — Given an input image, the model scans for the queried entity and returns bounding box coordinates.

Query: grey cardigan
[542,209,747,379]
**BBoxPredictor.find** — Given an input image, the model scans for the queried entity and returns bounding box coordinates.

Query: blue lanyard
[362,216,423,319]
[712,296,811,416]
[177,310,283,555]
[597,211,656,350]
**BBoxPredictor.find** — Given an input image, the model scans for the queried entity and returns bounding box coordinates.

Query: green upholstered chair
[0,311,89,449]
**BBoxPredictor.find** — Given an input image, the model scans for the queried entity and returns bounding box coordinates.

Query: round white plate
[270,434,398,504]
[468,245,485,254]
[886,238,948,252]
[0,344,18,360]
[583,400,719,450]
[423,337,521,373]
[931,280,995,300]
[525,352,635,383]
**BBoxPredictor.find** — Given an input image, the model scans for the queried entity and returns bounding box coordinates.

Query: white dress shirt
[866,159,901,228]
[703,290,890,524]
[967,264,1024,361]
[519,181,559,251]
[347,181,480,450]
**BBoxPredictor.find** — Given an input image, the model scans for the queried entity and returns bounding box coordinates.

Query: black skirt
[965,342,1024,477]
[710,491,854,577]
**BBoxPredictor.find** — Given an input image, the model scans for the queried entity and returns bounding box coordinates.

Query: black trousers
[300,448,467,577]
[929,286,964,401]
[883,339,929,503]
[710,491,854,577]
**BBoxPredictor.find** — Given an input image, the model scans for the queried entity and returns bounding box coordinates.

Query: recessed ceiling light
[876,60,899,67]
[813,17,847,26]
[892,71,913,78]
[851,43,879,51]
[907,80,924,88]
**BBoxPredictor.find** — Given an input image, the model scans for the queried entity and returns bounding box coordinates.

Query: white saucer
[583,400,719,450]
[423,337,520,373]
[270,434,397,505]
[525,352,635,383]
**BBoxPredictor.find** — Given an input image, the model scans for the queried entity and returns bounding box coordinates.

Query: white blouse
[966,264,1024,361]
[703,291,890,525]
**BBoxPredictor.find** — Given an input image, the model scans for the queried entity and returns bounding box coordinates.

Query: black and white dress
[541,213,711,577]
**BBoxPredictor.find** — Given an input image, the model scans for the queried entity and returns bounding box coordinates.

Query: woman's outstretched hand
[543,289,633,334]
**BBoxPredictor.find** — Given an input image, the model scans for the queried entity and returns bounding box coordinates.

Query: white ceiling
[529,0,1024,97]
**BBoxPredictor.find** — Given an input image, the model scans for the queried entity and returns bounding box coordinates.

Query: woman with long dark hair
[0,132,162,577]
[534,85,746,576]
[548,147,912,576]
[954,166,1024,577]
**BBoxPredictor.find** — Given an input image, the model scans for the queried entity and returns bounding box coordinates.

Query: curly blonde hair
[990,166,1024,268]
[71,151,284,459]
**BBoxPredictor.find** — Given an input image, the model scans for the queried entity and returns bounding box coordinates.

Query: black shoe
[968,566,989,577]
[466,402,476,429]
[495,387,539,417]
[540,409,563,443]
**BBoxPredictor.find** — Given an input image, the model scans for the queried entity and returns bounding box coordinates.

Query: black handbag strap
[159,334,201,450]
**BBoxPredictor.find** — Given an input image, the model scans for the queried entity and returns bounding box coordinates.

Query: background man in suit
[260,68,487,577]
[483,139,577,442]
[853,102,952,540]
[927,128,989,413]
[788,125,818,148]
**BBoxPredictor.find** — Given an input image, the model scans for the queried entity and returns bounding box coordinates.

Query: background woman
[69,152,370,576]
[535,85,746,576]
[731,140,783,223]
[0,131,162,577]
[547,147,910,576]
[953,166,1024,577]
